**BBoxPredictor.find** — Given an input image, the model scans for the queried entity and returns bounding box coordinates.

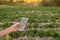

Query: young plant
[6,35,12,40]
[37,30,47,37]
[33,23,39,28]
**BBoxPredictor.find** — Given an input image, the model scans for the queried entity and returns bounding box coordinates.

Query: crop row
[0,36,60,40]
[9,30,60,38]
[0,22,60,29]
[0,6,60,11]
[0,12,60,23]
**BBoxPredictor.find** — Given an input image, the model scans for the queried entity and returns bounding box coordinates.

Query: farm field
[0,5,60,40]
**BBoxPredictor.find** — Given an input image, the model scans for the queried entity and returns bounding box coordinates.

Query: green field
[0,5,60,40]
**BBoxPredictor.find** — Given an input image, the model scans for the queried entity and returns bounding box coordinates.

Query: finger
[11,22,21,28]
[14,22,22,28]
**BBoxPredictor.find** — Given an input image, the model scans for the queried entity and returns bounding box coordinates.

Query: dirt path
[13,36,53,40]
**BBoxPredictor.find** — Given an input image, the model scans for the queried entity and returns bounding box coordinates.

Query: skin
[0,22,21,38]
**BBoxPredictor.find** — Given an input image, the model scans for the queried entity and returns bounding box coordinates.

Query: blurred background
[0,0,60,6]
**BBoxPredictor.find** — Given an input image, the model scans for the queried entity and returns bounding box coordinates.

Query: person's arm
[0,23,21,38]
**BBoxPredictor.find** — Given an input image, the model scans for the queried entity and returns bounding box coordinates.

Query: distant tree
[55,0,60,6]
[0,0,3,4]
[0,0,5,4]
[42,0,60,6]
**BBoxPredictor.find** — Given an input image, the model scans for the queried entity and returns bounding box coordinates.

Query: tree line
[0,0,60,6]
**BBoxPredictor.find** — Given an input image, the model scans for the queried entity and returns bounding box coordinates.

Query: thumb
[11,22,21,28]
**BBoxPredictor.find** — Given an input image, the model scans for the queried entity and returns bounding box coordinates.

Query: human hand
[0,22,21,37]
[9,22,21,32]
